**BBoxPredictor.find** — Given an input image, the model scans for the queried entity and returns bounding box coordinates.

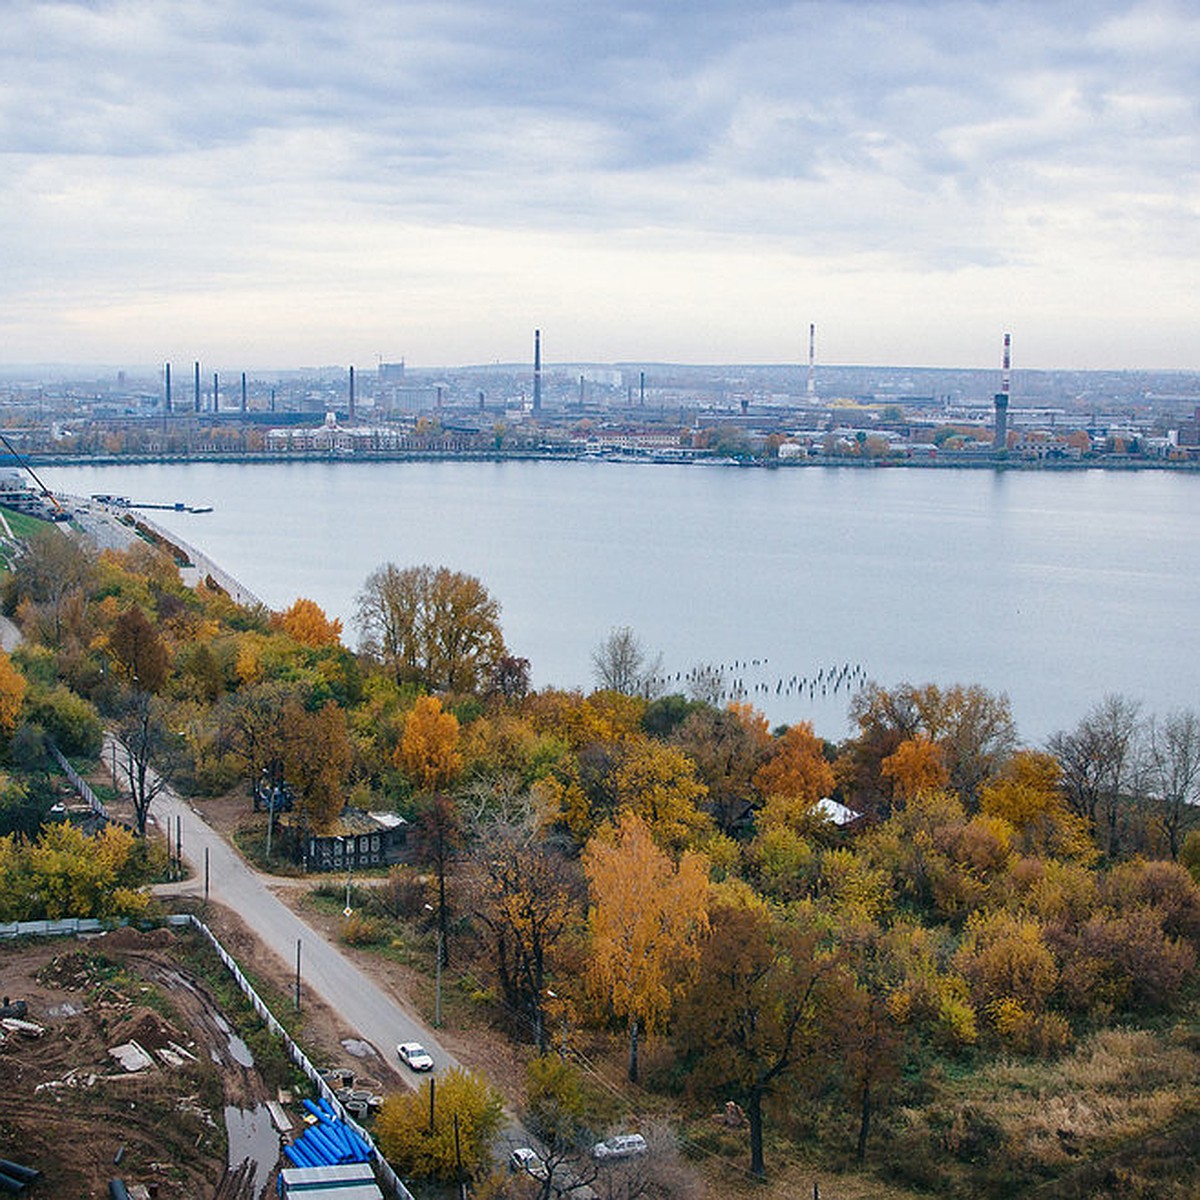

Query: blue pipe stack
[283,1098,373,1169]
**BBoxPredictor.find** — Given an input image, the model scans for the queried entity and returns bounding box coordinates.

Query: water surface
[41,461,1200,743]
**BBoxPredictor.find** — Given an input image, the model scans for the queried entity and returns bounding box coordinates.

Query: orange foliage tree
[583,811,710,1081]
[881,734,949,803]
[753,721,835,829]
[397,695,462,793]
[0,652,26,738]
[274,597,343,647]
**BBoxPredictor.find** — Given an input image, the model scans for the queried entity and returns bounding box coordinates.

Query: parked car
[591,1133,647,1160]
[397,1041,434,1071]
[508,1147,549,1181]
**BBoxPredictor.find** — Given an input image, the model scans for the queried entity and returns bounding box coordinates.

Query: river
[39,460,1200,745]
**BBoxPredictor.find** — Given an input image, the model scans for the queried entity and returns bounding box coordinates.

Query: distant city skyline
[2,1,1197,372]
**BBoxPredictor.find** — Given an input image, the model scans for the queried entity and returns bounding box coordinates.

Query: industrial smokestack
[993,332,1011,452]
[212,372,219,413]
[241,371,248,413]
[806,323,816,398]
[165,362,172,414]
[533,329,542,414]
[639,370,645,406]
[194,361,201,413]
[348,366,356,424]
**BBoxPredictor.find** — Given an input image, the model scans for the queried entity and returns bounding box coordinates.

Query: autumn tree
[473,814,584,1048]
[106,605,170,693]
[836,926,905,1163]
[374,1067,504,1184]
[274,596,343,647]
[0,822,149,921]
[925,683,1018,805]
[584,812,710,1081]
[1,525,96,648]
[979,750,1095,861]
[397,695,462,792]
[354,563,506,693]
[675,900,834,1179]
[294,701,353,829]
[673,704,770,834]
[0,651,27,739]
[840,682,1015,813]
[880,734,949,803]
[753,720,835,828]
[610,737,710,851]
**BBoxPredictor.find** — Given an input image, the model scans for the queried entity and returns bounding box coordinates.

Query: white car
[397,1041,434,1071]
[508,1147,549,1181]
[591,1133,647,1161]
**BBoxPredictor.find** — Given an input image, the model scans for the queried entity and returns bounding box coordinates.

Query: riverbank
[20,448,1200,471]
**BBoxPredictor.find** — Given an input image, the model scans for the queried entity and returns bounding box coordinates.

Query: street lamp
[343,858,353,918]
[424,903,442,1028]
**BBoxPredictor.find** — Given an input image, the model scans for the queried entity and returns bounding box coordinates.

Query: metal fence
[0,916,107,939]
[48,742,110,821]
[166,914,414,1200]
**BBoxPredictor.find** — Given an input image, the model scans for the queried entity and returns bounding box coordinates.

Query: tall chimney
[194,361,201,413]
[165,362,172,413]
[213,372,219,413]
[348,366,356,424]
[993,332,1011,452]
[639,370,645,406]
[241,371,247,413]
[533,329,542,414]
[806,323,816,398]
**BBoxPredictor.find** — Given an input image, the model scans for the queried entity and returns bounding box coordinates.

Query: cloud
[0,0,1197,366]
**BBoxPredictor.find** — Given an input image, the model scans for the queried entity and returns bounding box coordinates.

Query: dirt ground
[0,926,277,1200]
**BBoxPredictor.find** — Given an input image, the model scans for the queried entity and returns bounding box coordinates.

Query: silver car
[591,1133,647,1160]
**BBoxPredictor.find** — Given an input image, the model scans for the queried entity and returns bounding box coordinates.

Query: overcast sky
[2,0,1196,371]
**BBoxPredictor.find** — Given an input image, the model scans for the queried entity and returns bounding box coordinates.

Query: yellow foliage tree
[5,823,148,921]
[584,811,710,1081]
[374,1067,504,1183]
[611,736,711,851]
[0,650,26,737]
[980,749,1096,862]
[274,597,343,648]
[397,695,462,793]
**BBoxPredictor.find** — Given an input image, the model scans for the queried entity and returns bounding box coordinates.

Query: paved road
[111,736,457,1086]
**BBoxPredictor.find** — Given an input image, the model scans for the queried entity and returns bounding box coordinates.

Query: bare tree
[1146,708,1200,859]
[1050,694,1144,858]
[114,689,183,837]
[591,627,662,697]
